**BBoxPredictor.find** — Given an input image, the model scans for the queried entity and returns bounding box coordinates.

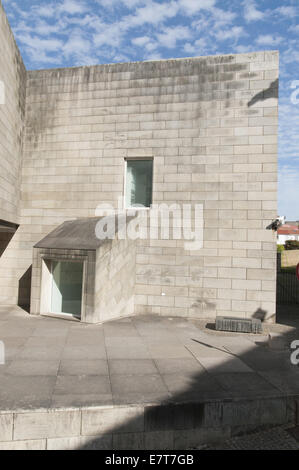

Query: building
[277,224,299,245]
[0,1,279,324]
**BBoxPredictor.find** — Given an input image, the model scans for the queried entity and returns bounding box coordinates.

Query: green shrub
[285,240,299,250]
[277,244,284,253]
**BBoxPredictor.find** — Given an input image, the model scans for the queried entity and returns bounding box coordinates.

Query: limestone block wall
[0,51,279,321]
[0,0,26,224]
[94,234,136,323]
[0,1,26,304]
[133,53,279,321]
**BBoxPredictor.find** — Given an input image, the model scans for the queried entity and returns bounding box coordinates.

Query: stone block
[13,410,81,441]
[144,431,174,450]
[112,432,144,450]
[0,414,13,442]
[82,406,144,436]
[47,435,112,450]
[0,440,46,450]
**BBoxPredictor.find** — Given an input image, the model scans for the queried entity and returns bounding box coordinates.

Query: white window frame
[40,256,87,322]
[124,157,154,210]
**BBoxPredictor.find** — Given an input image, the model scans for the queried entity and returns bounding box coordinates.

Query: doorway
[51,260,84,319]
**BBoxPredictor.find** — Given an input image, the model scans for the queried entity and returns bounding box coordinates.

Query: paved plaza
[0,306,298,411]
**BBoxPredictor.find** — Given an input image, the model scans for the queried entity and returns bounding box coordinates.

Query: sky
[2,0,299,220]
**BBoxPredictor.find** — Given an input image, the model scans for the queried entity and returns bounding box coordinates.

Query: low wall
[0,396,297,450]
[282,250,299,269]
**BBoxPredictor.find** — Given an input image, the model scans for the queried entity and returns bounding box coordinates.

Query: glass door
[51,260,83,319]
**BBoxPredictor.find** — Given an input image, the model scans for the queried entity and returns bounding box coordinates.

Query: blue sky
[3,0,299,220]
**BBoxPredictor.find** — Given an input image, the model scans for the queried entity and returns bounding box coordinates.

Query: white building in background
[277,224,299,245]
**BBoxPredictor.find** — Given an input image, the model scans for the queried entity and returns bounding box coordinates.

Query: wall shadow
[0,220,19,257]
[247,79,278,107]
[17,265,32,313]
[252,308,267,322]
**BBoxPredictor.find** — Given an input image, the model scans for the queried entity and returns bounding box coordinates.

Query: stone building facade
[0,1,278,323]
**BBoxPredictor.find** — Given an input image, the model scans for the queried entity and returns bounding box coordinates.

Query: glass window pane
[126,159,153,208]
[51,261,83,318]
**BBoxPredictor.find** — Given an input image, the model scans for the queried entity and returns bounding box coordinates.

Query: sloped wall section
[0,1,26,305]
[94,232,136,323]
[0,0,26,224]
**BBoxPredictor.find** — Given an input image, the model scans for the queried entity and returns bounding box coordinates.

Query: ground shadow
[277,304,299,328]
[75,307,299,450]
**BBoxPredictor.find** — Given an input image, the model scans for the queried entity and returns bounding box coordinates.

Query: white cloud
[275,6,297,18]
[34,5,56,17]
[210,7,237,27]
[16,33,63,52]
[131,36,151,47]
[279,97,299,160]
[244,0,264,22]
[96,0,145,9]
[178,0,215,15]
[277,94,299,220]
[289,24,299,34]
[256,34,284,46]
[145,51,163,61]
[31,0,89,17]
[122,0,147,7]
[93,23,124,48]
[214,26,246,42]
[156,26,191,49]
[121,1,179,29]
[283,46,299,64]
[62,31,91,59]
[278,165,299,220]
[59,0,88,15]
[183,43,196,54]
[183,37,207,55]
[6,1,29,18]
[144,41,158,52]
[234,44,255,54]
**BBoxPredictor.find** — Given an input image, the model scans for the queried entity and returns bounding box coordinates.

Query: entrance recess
[51,261,83,319]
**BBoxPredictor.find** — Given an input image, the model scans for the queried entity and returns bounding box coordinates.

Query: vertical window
[125,159,153,208]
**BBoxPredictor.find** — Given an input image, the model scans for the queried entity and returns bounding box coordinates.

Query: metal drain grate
[215,316,262,334]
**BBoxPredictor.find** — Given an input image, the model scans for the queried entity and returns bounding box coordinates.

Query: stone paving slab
[0,306,298,412]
